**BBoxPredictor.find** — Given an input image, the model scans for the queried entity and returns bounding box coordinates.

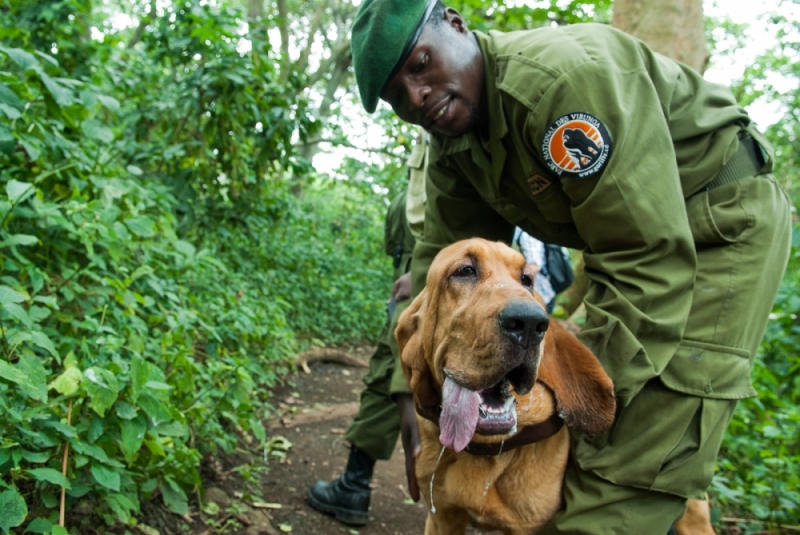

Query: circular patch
[542,112,612,179]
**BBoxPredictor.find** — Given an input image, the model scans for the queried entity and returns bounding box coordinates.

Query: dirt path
[259,354,429,535]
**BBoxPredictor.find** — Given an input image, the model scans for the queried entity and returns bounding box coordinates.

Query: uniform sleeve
[410,153,515,298]
[529,59,697,406]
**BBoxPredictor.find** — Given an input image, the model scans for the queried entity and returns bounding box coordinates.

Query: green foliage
[0,0,389,530]
[709,5,800,530]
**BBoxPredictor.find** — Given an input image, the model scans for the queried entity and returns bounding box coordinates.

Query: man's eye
[414,56,427,73]
[521,274,534,288]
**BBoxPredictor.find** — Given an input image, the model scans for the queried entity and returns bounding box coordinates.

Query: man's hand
[397,393,421,502]
[390,272,412,303]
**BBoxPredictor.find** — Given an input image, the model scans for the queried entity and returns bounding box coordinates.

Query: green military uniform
[345,135,429,460]
[404,25,791,533]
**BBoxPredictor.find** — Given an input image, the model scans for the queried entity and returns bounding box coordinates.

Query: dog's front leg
[424,506,471,535]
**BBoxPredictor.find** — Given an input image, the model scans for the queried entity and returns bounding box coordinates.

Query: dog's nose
[498,301,549,348]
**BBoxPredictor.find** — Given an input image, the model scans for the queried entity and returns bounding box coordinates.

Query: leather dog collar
[416,405,565,457]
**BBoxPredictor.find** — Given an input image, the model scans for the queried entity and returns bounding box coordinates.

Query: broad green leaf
[124,216,156,238]
[0,103,20,120]
[38,73,73,107]
[82,119,114,144]
[130,355,147,399]
[0,46,39,70]
[22,517,52,533]
[0,234,38,247]
[161,478,188,515]
[82,367,119,417]
[144,381,172,391]
[51,525,68,535]
[0,82,23,109]
[25,468,71,489]
[1,302,31,327]
[137,394,171,425]
[20,450,49,463]
[30,331,58,358]
[42,420,76,438]
[16,355,47,402]
[33,50,58,67]
[153,421,187,438]
[90,463,120,491]
[0,285,27,306]
[126,164,143,175]
[49,367,82,396]
[114,401,137,420]
[0,360,36,392]
[23,517,52,533]
[20,140,40,161]
[5,180,34,205]
[175,240,196,258]
[119,415,146,464]
[97,94,120,111]
[0,487,27,533]
[69,441,109,465]
[130,265,154,282]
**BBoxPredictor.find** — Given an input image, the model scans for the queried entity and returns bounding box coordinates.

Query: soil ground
[128,347,752,535]
[257,353,429,535]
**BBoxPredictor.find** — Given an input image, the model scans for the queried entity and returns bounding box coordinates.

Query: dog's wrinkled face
[398,239,616,453]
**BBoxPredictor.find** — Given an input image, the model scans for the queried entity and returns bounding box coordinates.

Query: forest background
[0,0,797,533]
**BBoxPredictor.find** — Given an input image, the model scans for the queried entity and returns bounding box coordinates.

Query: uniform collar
[435,31,508,158]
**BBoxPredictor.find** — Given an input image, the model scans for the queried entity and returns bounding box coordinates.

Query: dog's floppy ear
[396,288,439,410]
[537,320,616,436]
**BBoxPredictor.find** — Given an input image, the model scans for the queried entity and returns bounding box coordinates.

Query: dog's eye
[521,273,534,289]
[452,265,476,278]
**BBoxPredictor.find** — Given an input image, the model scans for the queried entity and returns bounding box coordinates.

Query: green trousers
[541,174,791,534]
[345,320,402,461]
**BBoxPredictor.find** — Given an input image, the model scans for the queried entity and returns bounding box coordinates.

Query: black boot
[306,445,375,525]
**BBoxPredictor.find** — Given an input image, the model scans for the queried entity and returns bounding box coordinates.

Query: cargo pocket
[651,340,753,496]
[573,340,752,498]
[686,180,752,245]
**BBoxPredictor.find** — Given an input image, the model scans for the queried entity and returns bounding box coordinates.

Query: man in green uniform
[350,1,792,533]
[306,135,427,525]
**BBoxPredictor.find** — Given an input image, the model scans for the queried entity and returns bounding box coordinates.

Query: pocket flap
[661,340,756,399]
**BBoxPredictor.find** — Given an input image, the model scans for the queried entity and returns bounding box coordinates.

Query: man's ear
[396,288,439,409]
[444,7,469,34]
[537,320,616,436]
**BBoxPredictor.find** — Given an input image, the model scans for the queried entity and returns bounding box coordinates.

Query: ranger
[350,1,791,533]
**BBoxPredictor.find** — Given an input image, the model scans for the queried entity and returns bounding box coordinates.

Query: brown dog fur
[397,239,616,535]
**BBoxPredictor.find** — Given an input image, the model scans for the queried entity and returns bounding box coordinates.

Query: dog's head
[397,239,615,452]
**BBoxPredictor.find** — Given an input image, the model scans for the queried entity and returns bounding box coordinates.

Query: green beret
[351,0,437,113]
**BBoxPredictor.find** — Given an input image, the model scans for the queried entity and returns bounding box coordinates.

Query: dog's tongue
[439,376,480,453]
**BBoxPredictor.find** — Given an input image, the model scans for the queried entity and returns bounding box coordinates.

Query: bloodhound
[396,238,616,534]
[397,238,718,535]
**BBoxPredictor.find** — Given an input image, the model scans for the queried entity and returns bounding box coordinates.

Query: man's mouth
[424,96,450,128]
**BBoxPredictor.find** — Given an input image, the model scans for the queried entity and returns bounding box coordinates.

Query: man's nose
[407,82,430,110]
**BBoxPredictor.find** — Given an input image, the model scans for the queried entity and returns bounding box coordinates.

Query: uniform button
[704,380,713,394]
[549,224,562,235]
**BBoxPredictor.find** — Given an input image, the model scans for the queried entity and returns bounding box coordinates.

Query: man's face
[380,10,484,137]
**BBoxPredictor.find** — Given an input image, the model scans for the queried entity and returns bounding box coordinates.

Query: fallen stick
[296,348,368,372]
[268,402,360,429]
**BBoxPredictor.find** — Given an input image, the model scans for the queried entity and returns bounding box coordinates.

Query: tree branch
[277,0,290,78]
[127,0,157,49]
[295,0,329,74]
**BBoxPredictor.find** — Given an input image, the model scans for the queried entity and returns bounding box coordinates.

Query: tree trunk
[611,0,708,73]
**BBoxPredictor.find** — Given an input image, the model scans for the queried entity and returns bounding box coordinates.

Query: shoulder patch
[542,112,612,179]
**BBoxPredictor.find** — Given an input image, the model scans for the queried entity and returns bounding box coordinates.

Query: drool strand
[429,445,447,514]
